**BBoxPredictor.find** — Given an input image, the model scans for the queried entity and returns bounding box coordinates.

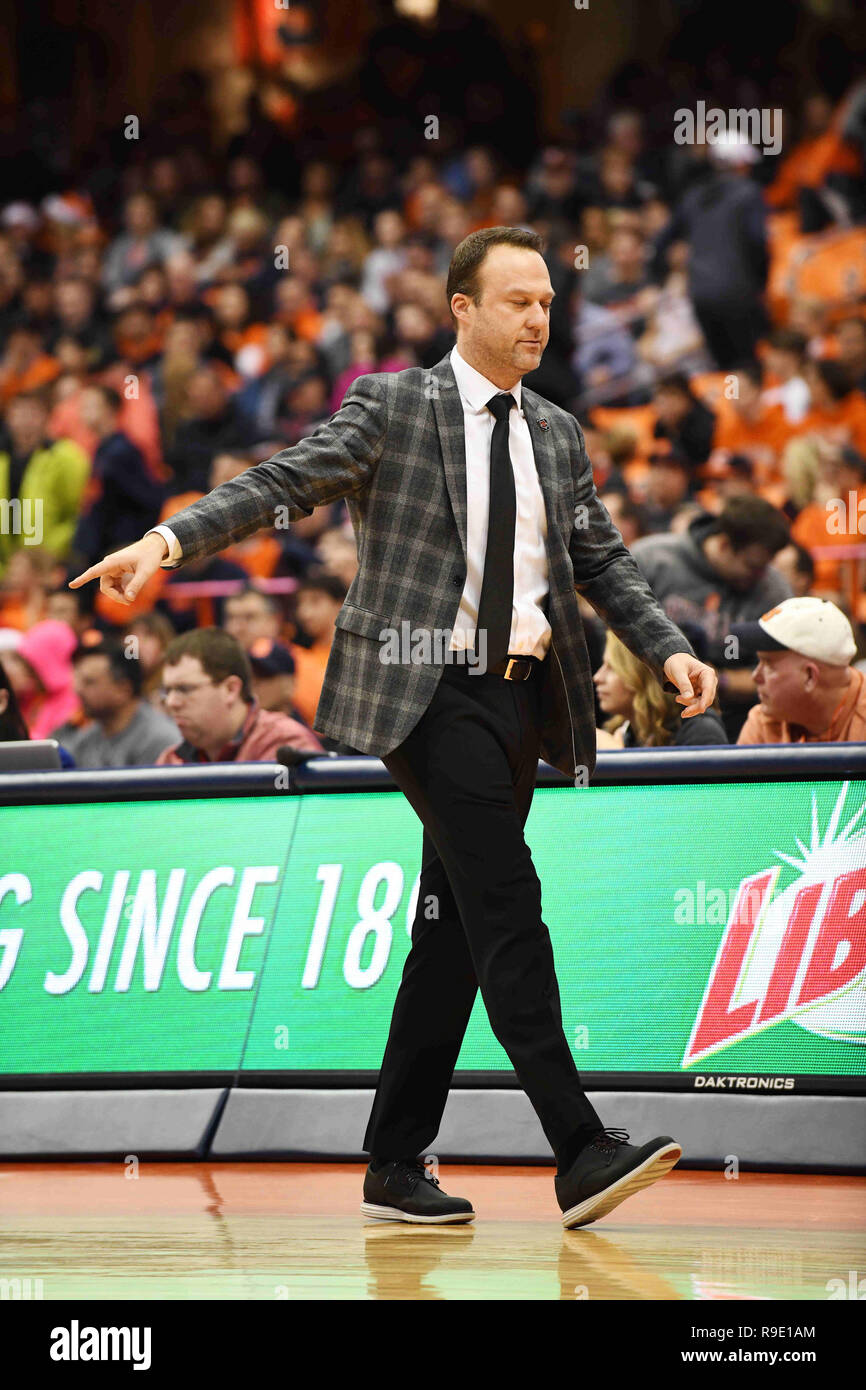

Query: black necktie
[474,391,516,668]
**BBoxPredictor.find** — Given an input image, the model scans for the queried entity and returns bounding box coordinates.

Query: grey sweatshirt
[631,513,792,666]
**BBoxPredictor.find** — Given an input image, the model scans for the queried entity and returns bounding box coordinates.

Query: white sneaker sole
[360,1201,476,1224]
[560,1143,682,1229]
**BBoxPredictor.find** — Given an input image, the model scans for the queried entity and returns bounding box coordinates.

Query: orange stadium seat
[795,228,866,325]
[589,405,657,462]
[770,227,866,328]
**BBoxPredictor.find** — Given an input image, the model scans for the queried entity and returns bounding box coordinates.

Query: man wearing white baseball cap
[732,597,866,744]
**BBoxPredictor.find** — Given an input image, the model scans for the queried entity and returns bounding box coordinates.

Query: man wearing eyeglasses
[154,628,322,765]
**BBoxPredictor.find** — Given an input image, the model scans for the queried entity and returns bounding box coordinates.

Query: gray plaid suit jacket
[163,350,694,779]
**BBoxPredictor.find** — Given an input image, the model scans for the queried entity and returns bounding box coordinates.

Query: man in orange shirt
[799,360,866,456]
[712,362,792,482]
[0,323,59,407]
[790,444,866,598]
[290,571,347,727]
[733,597,865,743]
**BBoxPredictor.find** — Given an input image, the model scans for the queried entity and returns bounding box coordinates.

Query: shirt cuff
[146,525,182,568]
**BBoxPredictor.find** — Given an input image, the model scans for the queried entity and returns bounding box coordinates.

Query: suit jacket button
[452,574,464,588]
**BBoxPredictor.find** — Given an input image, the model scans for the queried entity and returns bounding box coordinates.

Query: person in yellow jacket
[0,392,90,578]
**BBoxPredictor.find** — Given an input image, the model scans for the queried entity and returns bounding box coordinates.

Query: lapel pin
[537,417,549,430]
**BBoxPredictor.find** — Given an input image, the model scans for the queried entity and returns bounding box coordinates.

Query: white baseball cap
[732,597,857,667]
[710,130,760,166]
[0,202,39,229]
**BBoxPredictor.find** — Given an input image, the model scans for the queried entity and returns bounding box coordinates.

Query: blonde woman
[594,630,728,748]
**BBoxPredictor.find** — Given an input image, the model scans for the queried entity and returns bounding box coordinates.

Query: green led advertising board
[1,780,864,1081]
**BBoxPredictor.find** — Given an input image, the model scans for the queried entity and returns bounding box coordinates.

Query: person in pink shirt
[153,627,322,765]
[329,330,414,414]
[0,618,80,738]
[49,367,165,481]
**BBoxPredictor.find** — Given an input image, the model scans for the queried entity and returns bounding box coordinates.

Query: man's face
[832,461,866,497]
[772,546,812,597]
[709,537,774,591]
[223,597,279,649]
[74,655,128,719]
[609,230,642,273]
[79,389,110,433]
[166,322,199,358]
[187,372,225,418]
[266,324,292,362]
[600,491,640,546]
[289,378,326,414]
[296,589,340,642]
[160,654,238,747]
[765,347,799,382]
[647,462,688,507]
[46,592,80,628]
[453,245,552,379]
[210,452,249,489]
[251,671,295,712]
[55,337,90,375]
[198,195,227,236]
[117,309,151,344]
[126,196,155,236]
[56,280,92,325]
[375,210,403,246]
[752,648,813,723]
[6,399,47,450]
[5,329,39,366]
[166,254,196,301]
[128,626,163,671]
[216,286,248,328]
[654,388,689,427]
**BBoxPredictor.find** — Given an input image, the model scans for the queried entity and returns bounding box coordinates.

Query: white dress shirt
[146,343,552,657]
[447,345,550,658]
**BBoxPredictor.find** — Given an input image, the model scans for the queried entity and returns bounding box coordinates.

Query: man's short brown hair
[707,496,790,556]
[162,627,253,702]
[445,225,545,328]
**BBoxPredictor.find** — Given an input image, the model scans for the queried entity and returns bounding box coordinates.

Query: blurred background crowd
[1,0,865,767]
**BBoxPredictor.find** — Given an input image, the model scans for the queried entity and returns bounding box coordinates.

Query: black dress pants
[693,297,768,371]
[363,656,603,1170]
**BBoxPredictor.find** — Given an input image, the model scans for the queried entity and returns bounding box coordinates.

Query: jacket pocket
[334,603,396,640]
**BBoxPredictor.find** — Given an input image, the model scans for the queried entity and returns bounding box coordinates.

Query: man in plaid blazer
[73,227,716,1230]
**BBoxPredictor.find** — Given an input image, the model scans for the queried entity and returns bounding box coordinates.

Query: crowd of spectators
[1,69,865,767]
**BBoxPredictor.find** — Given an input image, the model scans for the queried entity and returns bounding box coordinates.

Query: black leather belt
[488,654,541,680]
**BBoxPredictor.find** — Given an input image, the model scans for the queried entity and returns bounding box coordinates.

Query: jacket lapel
[430,354,470,567]
[521,393,564,530]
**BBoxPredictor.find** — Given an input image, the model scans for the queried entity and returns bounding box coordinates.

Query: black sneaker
[360,1158,476,1224]
[555,1128,682,1230]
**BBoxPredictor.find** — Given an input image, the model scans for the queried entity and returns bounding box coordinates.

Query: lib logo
[684,784,866,1066]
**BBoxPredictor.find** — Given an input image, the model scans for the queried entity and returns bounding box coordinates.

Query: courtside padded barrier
[0,741,863,805]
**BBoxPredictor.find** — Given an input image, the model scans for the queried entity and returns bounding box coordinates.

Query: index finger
[69,559,113,588]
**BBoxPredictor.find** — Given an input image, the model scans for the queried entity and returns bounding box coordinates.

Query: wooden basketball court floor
[1,1162,863,1300]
